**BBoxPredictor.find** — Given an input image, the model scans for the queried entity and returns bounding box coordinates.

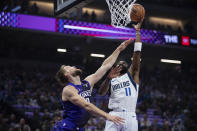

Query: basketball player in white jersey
[99,21,143,131]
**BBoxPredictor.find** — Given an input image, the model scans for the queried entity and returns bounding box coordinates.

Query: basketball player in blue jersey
[99,21,143,131]
[54,38,134,131]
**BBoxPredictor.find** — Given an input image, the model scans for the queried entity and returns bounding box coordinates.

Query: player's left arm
[85,39,133,92]
[129,21,143,85]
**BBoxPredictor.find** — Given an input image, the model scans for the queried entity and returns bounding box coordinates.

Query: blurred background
[0,0,197,131]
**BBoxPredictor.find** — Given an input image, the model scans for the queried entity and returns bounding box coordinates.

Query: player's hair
[114,60,128,68]
[56,65,68,86]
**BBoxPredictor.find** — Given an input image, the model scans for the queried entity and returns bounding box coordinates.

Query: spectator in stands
[171,119,184,131]
[29,95,38,106]
[162,120,171,131]
[41,121,50,131]
[15,118,31,131]
[35,128,41,131]
[0,118,9,131]
[97,117,105,130]
[150,118,161,131]
[91,11,97,22]
[31,110,41,129]
[86,117,97,131]
[8,113,17,128]
[23,124,31,131]
[140,114,151,131]
[42,109,51,123]
[30,3,38,14]
[8,127,15,131]
[83,11,89,21]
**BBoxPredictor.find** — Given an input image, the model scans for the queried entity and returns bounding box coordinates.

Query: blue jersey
[62,80,92,126]
[53,80,92,131]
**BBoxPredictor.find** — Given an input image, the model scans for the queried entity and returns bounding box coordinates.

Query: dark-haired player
[99,22,143,131]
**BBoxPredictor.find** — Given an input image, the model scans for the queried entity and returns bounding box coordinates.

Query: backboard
[54,0,93,16]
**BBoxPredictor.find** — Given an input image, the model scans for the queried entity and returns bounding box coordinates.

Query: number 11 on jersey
[125,87,131,96]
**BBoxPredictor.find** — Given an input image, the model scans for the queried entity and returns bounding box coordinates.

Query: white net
[106,0,137,27]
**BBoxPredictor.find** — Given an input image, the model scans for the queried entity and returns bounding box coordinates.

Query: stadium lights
[57,48,67,53]
[160,59,181,64]
[90,53,105,58]
[64,25,129,35]
[11,6,21,12]
[149,17,183,29]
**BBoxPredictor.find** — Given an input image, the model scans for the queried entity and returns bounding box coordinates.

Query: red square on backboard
[182,36,190,46]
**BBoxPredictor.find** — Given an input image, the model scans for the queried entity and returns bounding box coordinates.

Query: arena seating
[0,62,196,131]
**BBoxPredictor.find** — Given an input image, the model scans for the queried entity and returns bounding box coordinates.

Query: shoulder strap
[108,80,111,96]
[127,72,137,91]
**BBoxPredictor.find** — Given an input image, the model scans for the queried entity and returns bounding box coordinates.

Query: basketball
[130,4,145,22]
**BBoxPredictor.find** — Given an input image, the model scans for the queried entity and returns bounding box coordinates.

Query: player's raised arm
[85,39,133,91]
[129,21,143,85]
[63,86,124,125]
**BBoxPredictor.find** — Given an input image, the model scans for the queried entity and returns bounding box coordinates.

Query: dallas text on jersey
[112,81,130,91]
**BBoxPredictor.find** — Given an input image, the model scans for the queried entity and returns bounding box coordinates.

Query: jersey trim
[65,83,80,92]
[108,80,111,96]
[66,83,75,87]
[127,72,137,91]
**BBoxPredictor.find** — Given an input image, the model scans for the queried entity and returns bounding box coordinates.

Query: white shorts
[104,111,138,131]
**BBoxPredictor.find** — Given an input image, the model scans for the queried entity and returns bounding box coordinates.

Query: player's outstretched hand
[106,115,125,125]
[118,38,133,51]
[108,66,121,79]
[133,23,142,31]
[133,17,144,31]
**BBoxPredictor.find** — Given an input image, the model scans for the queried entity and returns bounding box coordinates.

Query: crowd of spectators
[0,61,196,131]
[136,66,197,131]
[0,63,62,131]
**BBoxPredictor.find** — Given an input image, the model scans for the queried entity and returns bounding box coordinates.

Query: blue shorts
[53,119,84,131]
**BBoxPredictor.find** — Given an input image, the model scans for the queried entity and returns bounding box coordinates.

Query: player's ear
[64,72,69,78]
[65,73,72,81]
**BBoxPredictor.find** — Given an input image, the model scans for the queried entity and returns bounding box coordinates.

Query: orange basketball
[130,4,145,22]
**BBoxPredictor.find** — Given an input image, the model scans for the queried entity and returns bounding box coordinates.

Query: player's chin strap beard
[73,69,83,77]
[120,66,128,74]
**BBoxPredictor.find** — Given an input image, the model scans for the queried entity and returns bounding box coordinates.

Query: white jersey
[108,72,139,112]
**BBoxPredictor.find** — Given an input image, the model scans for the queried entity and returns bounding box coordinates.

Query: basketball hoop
[106,0,137,27]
